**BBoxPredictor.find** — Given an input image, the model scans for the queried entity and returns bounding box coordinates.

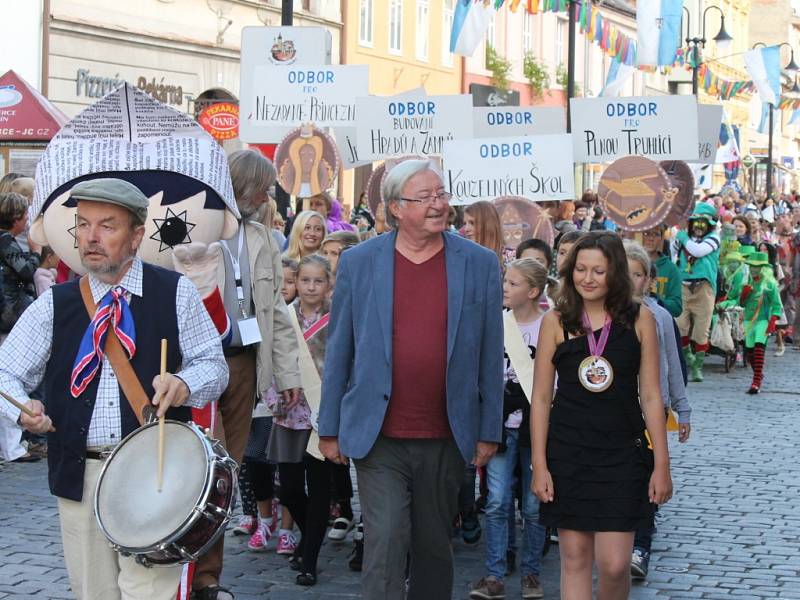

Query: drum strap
[79,276,149,426]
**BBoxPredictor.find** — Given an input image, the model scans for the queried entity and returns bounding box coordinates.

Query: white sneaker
[328,517,354,541]
[775,346,786,357]
[231,515,257,536]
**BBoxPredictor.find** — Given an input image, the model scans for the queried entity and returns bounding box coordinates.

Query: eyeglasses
[641,231,663,238]
[400,191,453,205]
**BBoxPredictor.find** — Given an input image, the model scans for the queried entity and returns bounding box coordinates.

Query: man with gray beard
[0,177,228,599]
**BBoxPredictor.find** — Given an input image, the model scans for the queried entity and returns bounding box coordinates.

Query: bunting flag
[744,45,782,106]
[636,0,683,68]
[450,0,497,56]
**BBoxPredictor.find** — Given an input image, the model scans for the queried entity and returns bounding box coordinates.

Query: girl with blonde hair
[285,210,327,261]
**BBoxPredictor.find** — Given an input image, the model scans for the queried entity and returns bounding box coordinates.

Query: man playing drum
[0,178,229,600]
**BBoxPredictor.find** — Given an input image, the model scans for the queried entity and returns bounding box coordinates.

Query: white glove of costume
[172,242,221,299]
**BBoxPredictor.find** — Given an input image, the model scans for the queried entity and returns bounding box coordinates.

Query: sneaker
[631,548,650,579]
[276,531,298,555]
[775,346,786,357]
[462,511,482,545]
[521,574,544,599]
[232,515,257,536]
[352,521,364,542]
[469,576,505,600]
[328,517,354,541]
[348,540,363,571]
[247,520,271,551]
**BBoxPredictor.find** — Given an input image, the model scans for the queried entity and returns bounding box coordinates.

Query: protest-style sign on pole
[334,88,426,170]
[694,104,724,165]
[472,106,566,138]
[570,96,699,162]
[240,64,368,143]
[356,94,474,160]
[442,134,575,204]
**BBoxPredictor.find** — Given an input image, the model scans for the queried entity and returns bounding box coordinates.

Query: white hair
[381,159,443,229]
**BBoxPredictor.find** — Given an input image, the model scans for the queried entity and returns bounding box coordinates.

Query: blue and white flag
[744,45,782,106]
[790,109,800,125]
[450,0,497,57]
[600,61,636,97]
[636,0,682,68]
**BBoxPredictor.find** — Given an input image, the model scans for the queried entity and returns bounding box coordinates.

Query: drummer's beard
[80,244,136,283]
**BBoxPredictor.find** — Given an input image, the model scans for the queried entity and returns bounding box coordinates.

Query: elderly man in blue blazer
[318,159,504,600]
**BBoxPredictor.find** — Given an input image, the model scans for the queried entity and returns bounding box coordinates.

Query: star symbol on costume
[68,214,78,249]
[149,208,196,252]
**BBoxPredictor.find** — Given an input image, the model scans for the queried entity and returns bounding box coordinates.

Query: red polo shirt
[381,248,451,439]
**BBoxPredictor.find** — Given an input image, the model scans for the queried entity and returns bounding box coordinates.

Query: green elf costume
[729,252,782,394]
[671,203,721,382]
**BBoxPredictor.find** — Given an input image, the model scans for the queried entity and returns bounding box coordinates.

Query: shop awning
[0,70,68,142]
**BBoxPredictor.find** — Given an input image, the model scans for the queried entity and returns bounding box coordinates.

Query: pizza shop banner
[442,134,575,204]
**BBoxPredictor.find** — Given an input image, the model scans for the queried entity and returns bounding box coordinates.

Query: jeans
[485,428,546,579]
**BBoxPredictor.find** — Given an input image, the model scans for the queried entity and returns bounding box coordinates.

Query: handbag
[710,311,735,353]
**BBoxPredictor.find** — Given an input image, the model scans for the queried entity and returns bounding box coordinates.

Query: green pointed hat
[688,202,718,225]
[745,251,770,267]
[739,245,756,257]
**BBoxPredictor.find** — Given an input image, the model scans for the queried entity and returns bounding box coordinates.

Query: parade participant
[624,240,691,580]
[532,231,672,600]
[464,200,505,266]
[640,225,682,318]
[555,230,584,274]
[266,254,334,587]
[470,257,547,600]
[0,178,229,600]
[319,230,360,279]
[671,203,721,382]
[721,251,783,393]
[733,215,755,248]
[285,210,327,261]
[191,149,301,600]
[516,238,556,310]
[318,159,504,600]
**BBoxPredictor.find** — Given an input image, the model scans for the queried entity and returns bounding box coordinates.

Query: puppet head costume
[30,83,240,273]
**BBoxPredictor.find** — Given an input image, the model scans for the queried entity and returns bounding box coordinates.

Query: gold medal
[578,355,614,393]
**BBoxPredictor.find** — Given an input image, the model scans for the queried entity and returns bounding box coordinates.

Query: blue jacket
[318,230,504,462]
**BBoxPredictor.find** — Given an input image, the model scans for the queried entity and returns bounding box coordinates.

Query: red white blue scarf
[70,286,137,397]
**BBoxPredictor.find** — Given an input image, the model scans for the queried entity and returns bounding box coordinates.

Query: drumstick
[0,389,55,432]
[157,338,167,493]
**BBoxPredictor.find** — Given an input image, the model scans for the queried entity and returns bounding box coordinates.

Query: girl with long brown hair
[464,201,504,265]
[531,231,672,600]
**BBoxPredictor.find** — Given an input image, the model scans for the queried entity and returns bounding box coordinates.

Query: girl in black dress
[530,232,672,599]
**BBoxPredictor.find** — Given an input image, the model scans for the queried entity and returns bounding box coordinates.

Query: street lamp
[753,41,797,200]
[682,5,733,96]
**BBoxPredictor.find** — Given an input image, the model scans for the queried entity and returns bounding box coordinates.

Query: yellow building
[340,0,464,200]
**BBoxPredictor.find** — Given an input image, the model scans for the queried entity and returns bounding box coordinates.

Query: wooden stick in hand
[157,338,167,493]
[0,389,55,432]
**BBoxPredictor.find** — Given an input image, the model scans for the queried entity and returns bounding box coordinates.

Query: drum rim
[93,420,216,554]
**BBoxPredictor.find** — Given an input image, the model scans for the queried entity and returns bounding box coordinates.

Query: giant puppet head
[30,84,240,273]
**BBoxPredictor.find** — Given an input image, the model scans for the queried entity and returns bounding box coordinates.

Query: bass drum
[94,420,237,567]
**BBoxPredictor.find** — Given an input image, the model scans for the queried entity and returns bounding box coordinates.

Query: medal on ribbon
[578,312,614,393]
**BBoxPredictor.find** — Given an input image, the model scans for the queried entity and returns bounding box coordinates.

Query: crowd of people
[0,154,798,600]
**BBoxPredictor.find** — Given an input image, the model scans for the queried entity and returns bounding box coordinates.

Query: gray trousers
[355,435,465,600]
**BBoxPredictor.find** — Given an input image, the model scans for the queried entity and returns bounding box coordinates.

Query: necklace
[577,311,614,393]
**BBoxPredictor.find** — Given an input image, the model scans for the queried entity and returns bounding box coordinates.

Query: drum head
[96,421,209,550]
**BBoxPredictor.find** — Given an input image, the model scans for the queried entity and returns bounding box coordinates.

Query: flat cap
[70,178,148,223]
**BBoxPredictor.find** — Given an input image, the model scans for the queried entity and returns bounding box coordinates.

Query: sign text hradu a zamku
[356,94,473,160]
[442,135,575,204]
[240,65,368,142]
[570,96,698,163]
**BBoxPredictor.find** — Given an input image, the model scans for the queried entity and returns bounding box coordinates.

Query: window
[416,0,429,60]
[484,19,495,69]
[389,0,403,54]
[442,0,455,66]
[555,18,564,66]
[359,0,373,46]
[523,14,533,53]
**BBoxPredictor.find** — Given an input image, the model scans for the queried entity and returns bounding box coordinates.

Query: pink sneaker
[276,530,298,555]
[247,520,272,551]
[232,515,257,536]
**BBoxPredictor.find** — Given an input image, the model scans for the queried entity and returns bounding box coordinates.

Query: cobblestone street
[1,350,799,599]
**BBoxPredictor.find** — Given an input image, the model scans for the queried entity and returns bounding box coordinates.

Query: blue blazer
[318,230,504,462]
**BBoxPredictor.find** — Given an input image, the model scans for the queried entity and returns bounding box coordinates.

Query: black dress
[539,317,653,532]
